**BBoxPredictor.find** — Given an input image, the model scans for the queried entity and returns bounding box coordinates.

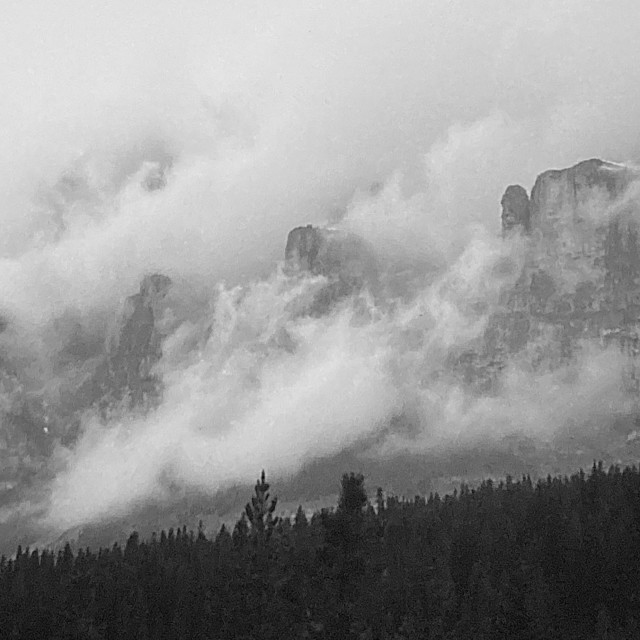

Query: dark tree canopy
[337,472,368,516]
[0,462,639,638]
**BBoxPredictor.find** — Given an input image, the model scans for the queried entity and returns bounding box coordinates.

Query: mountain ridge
[2,156,640,553]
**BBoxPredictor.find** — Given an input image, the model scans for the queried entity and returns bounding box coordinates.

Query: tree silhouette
[245,469,279,542]
[337,472,367,516]
[0,463,639,637]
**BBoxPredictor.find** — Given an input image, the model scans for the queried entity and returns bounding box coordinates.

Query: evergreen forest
[1,464,640,639]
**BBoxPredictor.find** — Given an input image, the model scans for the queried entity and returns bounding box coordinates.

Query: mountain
[12,157,637,455]
[87,273,173,410]
[449,159,640,393]
[0,272,175,493]
[284,159,640,397]
[76,157,640,427]
[284,224,379,311]
[2,156,640,555]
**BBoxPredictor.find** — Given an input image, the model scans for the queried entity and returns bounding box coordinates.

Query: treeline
[1,464,640,638]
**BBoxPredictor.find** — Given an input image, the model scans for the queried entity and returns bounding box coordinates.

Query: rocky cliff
[285,162,640,392]
[470,158,640,391]
[83,273,174,411]
[501,184,530,234]
[0,271,181,490]
[3,157,640,485]
[106,275,172,400]
[285,224,378,309]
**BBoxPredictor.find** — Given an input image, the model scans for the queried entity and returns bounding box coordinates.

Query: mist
[1,0,640,533]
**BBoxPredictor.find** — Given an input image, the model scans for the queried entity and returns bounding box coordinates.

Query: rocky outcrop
[285,225,377,279]
[472,158,640,391]
[100,274,173,406]
[529,159,633,231]
[285,225,326,273]
[285,225,378,309]
[61,273,175,415]
[501,184,530,234]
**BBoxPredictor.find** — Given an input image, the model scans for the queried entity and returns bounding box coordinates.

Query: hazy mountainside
[453,159,640,394]
[497,159,640,356]
[286,158,640,397]
[0,169,180,486]
[3,156,640,553]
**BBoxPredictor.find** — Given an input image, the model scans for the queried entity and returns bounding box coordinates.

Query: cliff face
[95,274,173,408]
[285,225,378,309]
[529,159,632,231]
[0,271,181,487]
[52,272,176,425]
[476,158,640,389]
[501,184,530,234]
[286,163,640,392]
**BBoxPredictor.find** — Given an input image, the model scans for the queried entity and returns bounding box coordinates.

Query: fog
[1,0,640,532]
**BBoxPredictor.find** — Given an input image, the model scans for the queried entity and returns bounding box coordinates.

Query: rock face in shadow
[101,274,173,406]
[501,184,530,234]
[285,225,378,311]
[0,272,180,491]
[54,273,175,426]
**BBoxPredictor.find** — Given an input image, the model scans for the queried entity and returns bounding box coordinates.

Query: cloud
[0,0,638,531]
[41,231,551,528]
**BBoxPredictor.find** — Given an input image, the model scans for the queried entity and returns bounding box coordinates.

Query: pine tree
[245,470,280,543]
[232,514,249,549]
[294,505,308,530]
[338,473,368,517]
